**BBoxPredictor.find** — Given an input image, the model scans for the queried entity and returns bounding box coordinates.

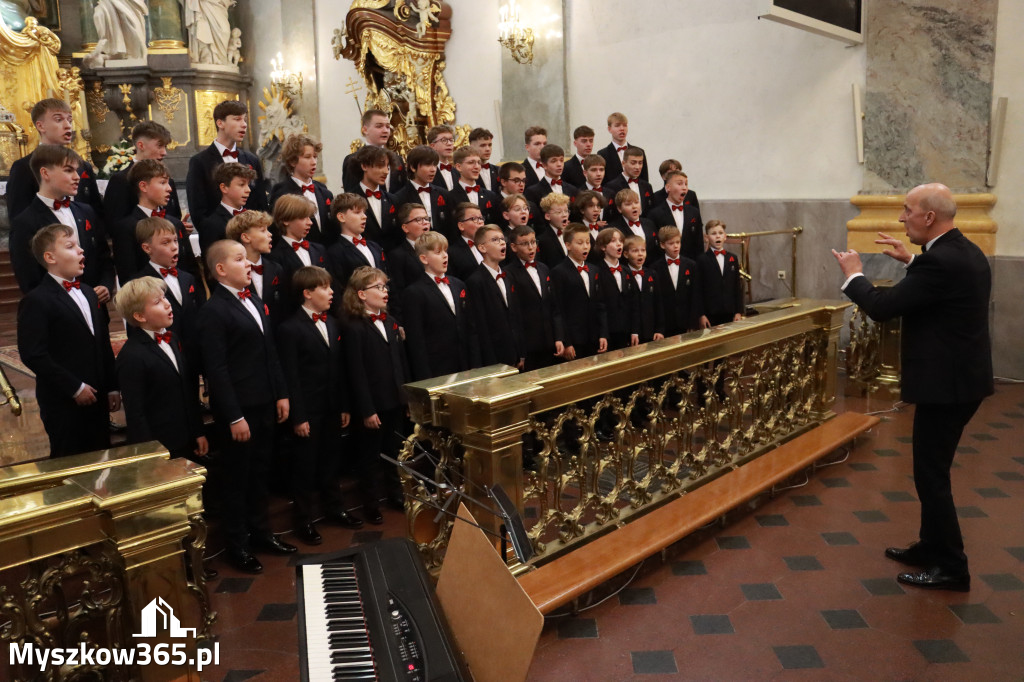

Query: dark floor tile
[784,555,824,571]
[949,603,1001,625]
[741,583,782,601]
[1004,411,1024,419]
[970,433,996,441]
[671,560,707,576]
[690,614,734,635]
[256,602,297,622]
[979,573,1024,591]
[716,535,750,550]
[773,645,824,669]
[1014,456,1024,467]
[351,530,384,544]
[861,578,905,596]
[619,587,657,605]
[994,471,1024,481]
[882,490,916,502]
[821,609,868,630]
[874,448,901,457]
[791,494,822,507]
[215,577,254,594]
[821,477,851,488]
[957,446,978,454]
[756,514,789,527]
[821,531,858,546]
[896,436,914,443]
[956,506,988,519]
[1006,547,1024,562]
[222,672,264,682]
[987,422,1011,429]
[913,639,970,664]
[849,462,877,471]
[854,510,889,523]
[557,618,598,639]
[974,487,1009,499]
[631,650,678,674]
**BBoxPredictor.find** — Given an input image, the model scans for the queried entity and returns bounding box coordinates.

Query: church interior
[0,0,1021,680]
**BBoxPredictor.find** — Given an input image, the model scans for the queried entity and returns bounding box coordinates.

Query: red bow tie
[608,265,622,273]
[439,163,452,171]
[588,223,600,232]
[550,179,562,186]
[713,249,726,256]
[312,312,327,323]
[632,269,645,277]
[482,163,490,169]
[592,186,603,192]
[365,189,382,200]
[292,240,309,251]
[616,145,628,152]
[52,198,71,210]
[250,264,263,275]
[434,275,449,284]
[222,148,239,159]
[300,184,315,193]
[671,204,685,212]
[152,207,166,218]
[417,186,431,194]
[237,289,252,300]
[666,258,680,266]
[524,260,537,268]
[535,161,543,169]
[232,208,246,216]
[627,178,638,184]
[352,236,367,246]
[495,271,506,281]
[159,267,178,277]
[62,279,80,291]
[577,264,589,273]
[369,312,387,322]
[629,221,641,228]
[464,239,474,247]
[155,331,173,344]
[463,185,480,194]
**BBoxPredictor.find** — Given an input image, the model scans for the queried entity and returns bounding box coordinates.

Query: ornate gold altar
[335,0,469,156]
[400,298,849,571]
[0,444,214,681]
[0,15,89,168]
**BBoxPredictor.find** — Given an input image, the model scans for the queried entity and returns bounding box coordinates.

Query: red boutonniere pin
[594,273,599,280]
[392,322,399,330]
[546,275,550,282]
[264,304,270,316]
[80,170,90,179]
[318,256,324,264]
[459,289,466,299]
[644,191,651,198]
[509,285,515,293]
[178,341,183,351]
[271,276,280,285]
[685,269,690,276]
[325,198,331,206]
[437,195,446,206]
[728,256,735,262]
[85,220,92,231]
[607,198,614,206]
[337,335,341,341]
[648,276,654,282]
[247,164,253,170]
[389,205,395,214]
[188,284,195,293]
[529,212,535,220]
[485,201,492,209]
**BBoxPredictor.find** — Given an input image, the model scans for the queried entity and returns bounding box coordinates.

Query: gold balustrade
[844,282,901,398]
[0,444,214,681]
[400,298,849,571]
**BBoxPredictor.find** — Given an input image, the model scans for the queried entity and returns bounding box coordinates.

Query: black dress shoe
[295,523,322,546]
[202,566,219,581]
[885,543,931,567]
[251,535,298,555]
[386,494,405,511]
[897,567,970,592]
[226,551,263,574]
[325,511,364,529]
[364,507,384,525]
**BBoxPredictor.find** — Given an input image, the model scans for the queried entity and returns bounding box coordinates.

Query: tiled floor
[191,381,1024,682]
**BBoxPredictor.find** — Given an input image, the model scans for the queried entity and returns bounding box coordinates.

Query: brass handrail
[0,364,21,416]
[728,226,804,301]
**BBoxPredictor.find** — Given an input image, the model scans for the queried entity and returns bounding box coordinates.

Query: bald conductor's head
[900,183,957,245]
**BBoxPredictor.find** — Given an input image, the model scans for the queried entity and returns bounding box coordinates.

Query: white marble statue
[180,0,237,66]
[413,0,439,38]
[227,27,241,66]
[87,0,148,64]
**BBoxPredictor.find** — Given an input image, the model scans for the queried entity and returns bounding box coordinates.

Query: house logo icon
[133,597,197,639]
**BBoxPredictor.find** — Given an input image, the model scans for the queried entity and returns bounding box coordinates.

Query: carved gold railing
[844,282,901,398]
[400,298,848,571]
[0,444,213,682]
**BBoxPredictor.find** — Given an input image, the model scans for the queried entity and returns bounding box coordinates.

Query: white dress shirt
[411,182,432,211]
[432,273,456,313]
[666,255,680,288]
[248,258,264,299]
[222,282,264,332]
[461,182,480,205]
[605,258,623,291]
[360,182,383,227]
[463,236,484,264]
[151,260,182,304]
[549,226,568,256]
[146,328,179,371]
[51,273,93,334]
[479,164,493,192]
[342,233,375,265]
[569,257,590,295]
[303,305,329,345]
[367,309,388,341]
[41,193,78,243]
[438,164,455,191]
[483,262,508,305]
[545,175,564,195]
[521,259,542,294]
[293,176,320,228]
[284,236,311,267]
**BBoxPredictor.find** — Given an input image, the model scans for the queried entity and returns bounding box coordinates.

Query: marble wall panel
[992,256,1024,379]
[863,0,997,192]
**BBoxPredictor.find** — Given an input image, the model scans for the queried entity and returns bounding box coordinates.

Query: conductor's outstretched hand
[874,232,913,264]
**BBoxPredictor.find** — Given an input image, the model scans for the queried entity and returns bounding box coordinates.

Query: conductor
[831,183,993,592]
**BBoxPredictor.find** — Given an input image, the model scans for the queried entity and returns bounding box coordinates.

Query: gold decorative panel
[195,90,238,147]
[154,76,184,122]
[847,193,997,255]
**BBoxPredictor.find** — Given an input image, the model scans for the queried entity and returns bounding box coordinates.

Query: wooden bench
[518,411,880,614]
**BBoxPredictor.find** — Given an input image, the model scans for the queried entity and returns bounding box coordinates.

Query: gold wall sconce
[498,0,534,64]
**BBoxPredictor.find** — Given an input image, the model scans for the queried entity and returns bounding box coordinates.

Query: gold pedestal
[847,193,998,254]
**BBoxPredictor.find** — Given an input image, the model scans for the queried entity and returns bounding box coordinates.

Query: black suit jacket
[385,240,424,319]
[342,148,408,195]
[595,262,639,339]
[104,161,183,223]
[269,178,340,246]
[695,249,744,322]
[609,215,662,261]
[113,208,197,280]
[446,236,483,283]
[604,174,655,220]
[535,225,568,270]
[562,156,586,190]
[431,163,460,192]
[11,198,114,294]
[392,183,448,238]
[549,260,608,352]
[198,284,287,423]
[443,184,501,231]
[185,143,268,224]
[506,258,563,354]
[17,276,117,420]
[628,268,665,341]
[6,154,103,219]
[355,186,399,249]
[116,330,203,454]
[843,229,993,404]
[276,309,348,424]
[197,204,235,256]
[341,313,409,417]
[326,236,386,293]
[465,264,524,367]
[129,263,204,367]
[649,188,701,225]
[249,256,287,330]
[598,142,650,183]
[401,273,476,380]
[524,179,579,208]
[480,163,501,195]
[522,159,543,187]
[268,238,328,317]
[646,201,703,260]
[650,255,701,336]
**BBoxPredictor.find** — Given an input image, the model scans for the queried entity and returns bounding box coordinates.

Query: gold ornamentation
[118,83,138,136]
[195,90,238,147]
[186,513,218,641]
[350,138,364,154]
[95,144,112,153]
[257,85,307,150]
[86,80,109,124]
[497,0,534,64]
[153,76,185,122]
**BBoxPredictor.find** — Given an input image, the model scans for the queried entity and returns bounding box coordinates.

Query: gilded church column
[147,0,187,50]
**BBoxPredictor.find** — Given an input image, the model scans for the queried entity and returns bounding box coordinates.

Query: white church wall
[991,0,1023,257]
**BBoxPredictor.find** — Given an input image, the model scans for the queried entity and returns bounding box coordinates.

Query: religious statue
[180,0,237,66]
[227,27,241,66]
[84,0,148,65]
[413,0,439,38]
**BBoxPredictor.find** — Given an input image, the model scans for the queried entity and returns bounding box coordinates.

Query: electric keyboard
[296,537,466,681]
